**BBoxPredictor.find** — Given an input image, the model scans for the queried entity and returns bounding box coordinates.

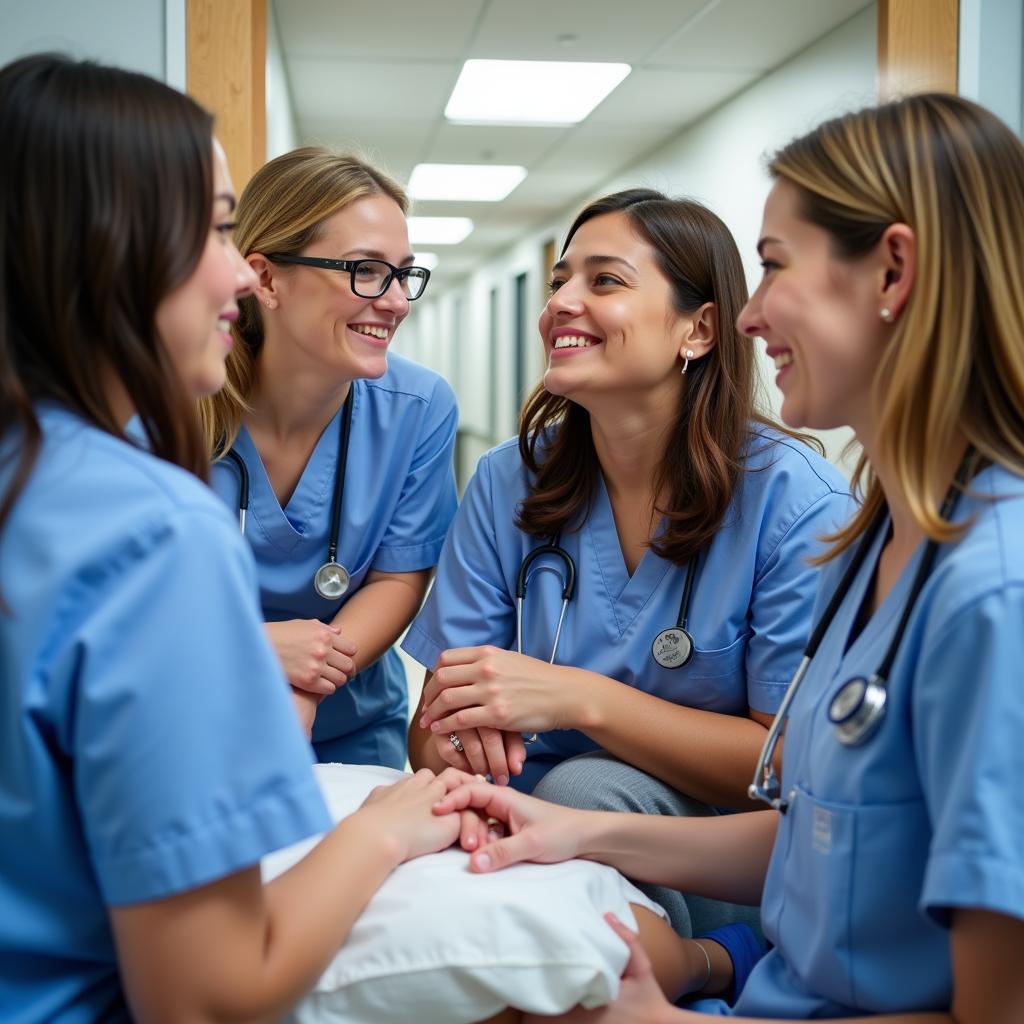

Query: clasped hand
[420,645,569,735]
[265,618,357,694]
[418,645,572,783]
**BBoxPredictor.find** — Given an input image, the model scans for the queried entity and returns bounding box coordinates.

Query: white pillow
[262,764,667,1024]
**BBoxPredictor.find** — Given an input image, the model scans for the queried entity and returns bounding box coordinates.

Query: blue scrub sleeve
[700,923,766,1004]
[402,452,516,671]
[916,585,1024,927]
[52,506,331,906]
[745,490,851,713]
[371,376,458,573]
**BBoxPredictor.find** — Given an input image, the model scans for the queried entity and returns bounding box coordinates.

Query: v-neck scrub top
[0,406,331,1024]
[210,353,458,768]
[403,428,851,793]
[709,463,1024,1018]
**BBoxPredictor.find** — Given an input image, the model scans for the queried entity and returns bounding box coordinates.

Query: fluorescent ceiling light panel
[407,217,474,245]
[409,163,527,202]
[445,59,631,125]
[414,252,440,271]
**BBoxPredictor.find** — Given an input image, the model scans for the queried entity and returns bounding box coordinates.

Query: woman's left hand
[419,646,575,737]
[523,914,685,1024]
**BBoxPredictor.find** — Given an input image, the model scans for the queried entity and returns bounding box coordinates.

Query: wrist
[340,809,407,870]
[560,667,610,732]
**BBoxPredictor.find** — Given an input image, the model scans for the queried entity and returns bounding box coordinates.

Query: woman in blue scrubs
[202,149,457,768]
[434,93,1024,1022]
[0,55,470,1024]
[407,190,850,936]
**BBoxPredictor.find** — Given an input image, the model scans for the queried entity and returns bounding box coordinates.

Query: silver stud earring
[880,307,892,322]
[681,349,695,375]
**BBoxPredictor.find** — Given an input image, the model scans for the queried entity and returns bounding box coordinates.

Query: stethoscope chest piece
[827,673,887,747]
[314,561,350,601]
[651,626,694,669]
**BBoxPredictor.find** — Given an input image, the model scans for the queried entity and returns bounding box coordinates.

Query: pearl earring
[681,349,695,375]
[880,307,892,322]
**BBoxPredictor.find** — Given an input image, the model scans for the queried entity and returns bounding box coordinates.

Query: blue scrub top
[0,406,331,1024]
[210,354,458,767]
[403,427,851,792]
[724,463,1024,1018]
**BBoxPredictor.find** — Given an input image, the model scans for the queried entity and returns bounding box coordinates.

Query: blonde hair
[199,147,408,454]
[770,93,1024,559]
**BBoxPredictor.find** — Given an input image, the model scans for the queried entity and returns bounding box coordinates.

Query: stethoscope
[515,541,701,668]
[221,391,355,601]
[749,459,972,813]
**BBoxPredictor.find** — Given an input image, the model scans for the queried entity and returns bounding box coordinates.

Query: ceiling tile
[585,67,756,126]
[469,0,708,62]
[288,57,458,121]
[537,123,675,174]
[649,0,871,71]
[273,0,485,60]
[424,123,564,168]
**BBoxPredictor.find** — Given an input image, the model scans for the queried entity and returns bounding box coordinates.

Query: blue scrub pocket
[773,784,856,1008]
[650,632,749,713]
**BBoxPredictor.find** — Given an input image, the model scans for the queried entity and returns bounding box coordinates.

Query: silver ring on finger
[449,732,464,754]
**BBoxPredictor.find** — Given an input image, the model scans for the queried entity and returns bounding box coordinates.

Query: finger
[503,731,527,776]
[436,736,472,774]
[420,682,486,727]
[468,829,540,873]
[324,651,355,677]
[329,632,358,656]
[428,706,502,735]
[457,729,491,777]
[420,664,485,708]
[435,766,482,791]
[432,781,504,816]
[479,727,510,786]
[459,809,488,851]
[603,913,655,979]
[435,645,491,668]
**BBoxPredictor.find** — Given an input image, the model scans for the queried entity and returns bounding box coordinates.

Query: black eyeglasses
[266,254,431,300]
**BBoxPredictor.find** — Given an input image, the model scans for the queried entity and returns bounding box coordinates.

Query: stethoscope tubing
[222,391,355,596]
[749,455,975,811]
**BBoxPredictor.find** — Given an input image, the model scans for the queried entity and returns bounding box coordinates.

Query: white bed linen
[262,763,667,1024]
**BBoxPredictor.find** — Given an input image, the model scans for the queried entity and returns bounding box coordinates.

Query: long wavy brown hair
[769,94,1024,560]
[0,54,214,544]
[517,189,809,566]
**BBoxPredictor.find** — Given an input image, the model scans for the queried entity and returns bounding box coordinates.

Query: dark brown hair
[517,188,802,565]
[0,53,214,541]
[769,94,1024,559]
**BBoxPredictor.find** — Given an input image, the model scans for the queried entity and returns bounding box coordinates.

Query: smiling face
[264,194,413,380]
[155,141,256,396]
[737,180,888,433]
[539,211,700,407]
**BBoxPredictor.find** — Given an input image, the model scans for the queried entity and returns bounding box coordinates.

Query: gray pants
[533,751,762,939]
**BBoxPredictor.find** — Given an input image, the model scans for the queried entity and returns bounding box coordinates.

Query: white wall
[266,1,298,159]
[0,0,176,82]
[400,5,878,479]
[959,0,1023,138]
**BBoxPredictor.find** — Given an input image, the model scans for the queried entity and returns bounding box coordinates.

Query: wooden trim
[186,0,266,192]
[878,0,959,100]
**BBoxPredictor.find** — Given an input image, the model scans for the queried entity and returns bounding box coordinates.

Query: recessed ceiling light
[445,59,630,125]
[407,217,474,245]
[409,163,527,202]
[414,252,440,271]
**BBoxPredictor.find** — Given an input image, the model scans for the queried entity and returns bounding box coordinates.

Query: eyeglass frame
[264,253,431,300]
